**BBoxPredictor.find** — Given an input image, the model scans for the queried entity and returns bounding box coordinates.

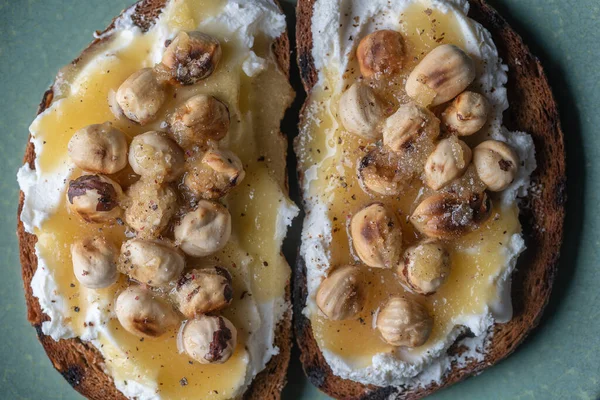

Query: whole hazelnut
[473,140,519,191]
[424,136,472,190]
[128,131,185,183]
[115,285,179,338]
[398,240,450,295]
[118,239,185,287]
[410,192,492,239]
[406,44,476,107]
[174,200,231,257]
[160,31,222,85]
[184,148,245,199]
[376,296,433,347]
[116,68,167,125]
[356,30,405,79]
[316,265,366,321]
[67,174,123,223]
[123,179,178,238]
[68,122,128,174]
[338,82,385,140]
[383,103,440,153]
[169,94,230,148]
[441,91,489,136]
[71,236,119,289]
[350,203,402,269]
[358,148,406,196]
[172,267,233,318]
[180,315,237,364]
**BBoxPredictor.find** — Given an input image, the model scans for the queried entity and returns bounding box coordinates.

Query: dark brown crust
[17,0,292,399]
[294,0,566,399]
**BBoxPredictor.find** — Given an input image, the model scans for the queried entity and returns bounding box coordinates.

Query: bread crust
[17,0,293,399]
[293,0,566,398]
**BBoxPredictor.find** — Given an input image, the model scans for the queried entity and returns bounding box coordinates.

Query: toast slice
[17,0,294,399]
[293,0,565,398]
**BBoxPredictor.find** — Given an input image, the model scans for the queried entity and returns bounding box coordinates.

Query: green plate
[1,0,598,399]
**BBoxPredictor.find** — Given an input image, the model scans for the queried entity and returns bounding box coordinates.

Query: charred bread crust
[293,0,566,398]
[17,0,293,399]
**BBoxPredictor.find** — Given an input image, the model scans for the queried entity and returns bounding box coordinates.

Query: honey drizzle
[299,3,522,367]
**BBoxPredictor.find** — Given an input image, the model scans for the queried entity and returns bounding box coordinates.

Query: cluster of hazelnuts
[66,31,245,364]
[316,30,521,348]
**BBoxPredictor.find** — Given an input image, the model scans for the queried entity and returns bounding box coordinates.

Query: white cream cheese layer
[18,1,297,399]
[300,0,536,389]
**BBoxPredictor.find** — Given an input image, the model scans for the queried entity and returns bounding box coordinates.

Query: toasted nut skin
[358,148,406,196]
[180,315,237,364]
[357,30,405,78]
[339,82,385,140]
[316,265,366,321]
[441,91,489,136]
[68,122,128,174]
[118,239,185,287]
[123,179,178,238]
[406,44,476,106]
[169,95,230,148]
[410,192,492,239]
[115,285,179,338]
[383,103,440,153]
[116,68,167,124]
[376,296,433,347]
[174,200,231,257]
[67,175,123,223]
[184,149,245,199]
[172,267,233,318]
[161,31,222,85]
[129,131,185,182]
[398,240,450,295]
[71,236,119,289]
[424,136,472,190]
[473,140,519,191]
[350,203,402,269]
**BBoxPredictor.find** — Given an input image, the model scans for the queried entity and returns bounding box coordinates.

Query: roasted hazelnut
[358,148,407,196]
[398,240,450,295]
[350,203,402,269]
[123,179,178,238]
[383,103,440,153]
[184,148,245,199]
[169,95,230,148]
[71,236,118,289]
[473,140,519,191]
[129,131,185,182]
[441,91,489,136]
[68,122,128,174]
[116,68,167,125]
[356,30,405,79]
[338,82,385,140]
[115,285,179,338]
[118,239,185,287]
[410,192,492,239]
[424,136,472,190]
[67,175,123,223]
[174,200,231,257]
[180,315,237,364]
[161,31,222,85]
[406,44,476,107]
[376,296,433,347]
[316,265,366,321]
[172,267,233,318]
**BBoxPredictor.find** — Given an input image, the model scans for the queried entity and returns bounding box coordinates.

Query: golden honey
[31,0,294,398]
[298,3,522,367]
